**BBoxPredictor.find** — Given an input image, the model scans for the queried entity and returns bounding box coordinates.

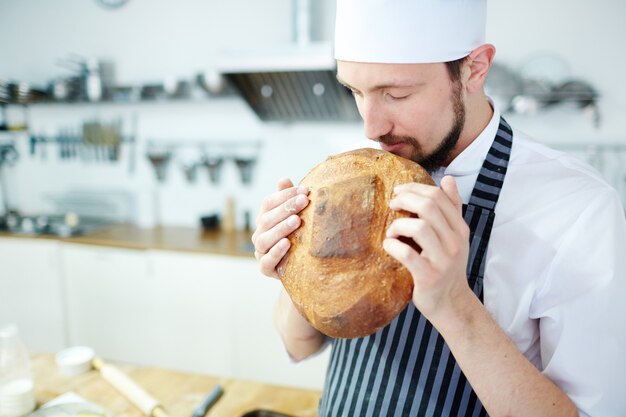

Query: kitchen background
[1,0,625,395]
[1,0,626,227]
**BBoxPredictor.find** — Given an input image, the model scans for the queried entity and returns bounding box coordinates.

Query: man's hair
[445,56,469,83]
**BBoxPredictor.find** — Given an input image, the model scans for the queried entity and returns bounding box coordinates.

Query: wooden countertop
[32,354,321,417]
[0,224,255,257]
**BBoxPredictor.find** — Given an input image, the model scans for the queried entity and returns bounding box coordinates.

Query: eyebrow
[336,76,422,93]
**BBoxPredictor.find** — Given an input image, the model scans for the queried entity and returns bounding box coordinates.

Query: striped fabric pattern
[318,117,513,417]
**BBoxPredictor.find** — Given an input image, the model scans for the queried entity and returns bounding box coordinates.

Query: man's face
[337,61,466,172]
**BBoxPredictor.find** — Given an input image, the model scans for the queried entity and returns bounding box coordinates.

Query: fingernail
[295,194,307,206]
[297,186,309,194]
[279,239,290,250]
[287,215,299,227]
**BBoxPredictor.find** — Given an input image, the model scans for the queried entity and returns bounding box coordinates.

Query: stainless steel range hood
[216,0,360,122]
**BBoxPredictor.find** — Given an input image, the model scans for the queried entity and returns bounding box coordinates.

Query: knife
[191,385,224,417]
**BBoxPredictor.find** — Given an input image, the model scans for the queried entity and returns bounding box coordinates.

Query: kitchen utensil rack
[25,115,139,174]
[146,139,262,185]
[29,133,136,146]
[28,133,136,162]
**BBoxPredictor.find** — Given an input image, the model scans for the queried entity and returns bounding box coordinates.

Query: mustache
[377,134,418,146]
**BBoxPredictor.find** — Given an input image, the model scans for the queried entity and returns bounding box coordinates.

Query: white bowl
[55,346,95,377]
[0,380,35,417]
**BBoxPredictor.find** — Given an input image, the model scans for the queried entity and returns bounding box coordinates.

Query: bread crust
[277,148,434,338]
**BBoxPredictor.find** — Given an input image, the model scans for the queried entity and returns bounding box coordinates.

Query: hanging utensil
[234,157,257,185]
[202,155,224,185]
[146,148,172,182]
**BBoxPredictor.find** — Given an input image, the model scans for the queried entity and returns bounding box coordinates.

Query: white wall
[0,0,290,84]
[1,0,625,227]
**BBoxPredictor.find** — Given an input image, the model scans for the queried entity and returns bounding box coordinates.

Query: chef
[251,0,626,416]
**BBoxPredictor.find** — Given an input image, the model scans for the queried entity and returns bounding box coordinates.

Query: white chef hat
[334,0,487,64]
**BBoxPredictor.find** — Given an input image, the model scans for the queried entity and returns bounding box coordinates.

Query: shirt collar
[430,100,500,198]
[446,101,500,176]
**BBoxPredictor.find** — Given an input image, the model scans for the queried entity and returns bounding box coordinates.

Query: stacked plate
[9,82,31,104]
[0,79,9,104]
[0,378,36,417]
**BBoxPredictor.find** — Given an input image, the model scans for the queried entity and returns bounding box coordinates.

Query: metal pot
[550,79,597,108]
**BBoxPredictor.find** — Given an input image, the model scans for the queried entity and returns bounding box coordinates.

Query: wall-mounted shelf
[0,73,237,108]
[1,96,236,107]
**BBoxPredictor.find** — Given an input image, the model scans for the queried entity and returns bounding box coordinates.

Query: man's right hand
[254,179,326,361]
[251,178,309,278]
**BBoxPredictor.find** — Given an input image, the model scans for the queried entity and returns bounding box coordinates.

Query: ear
[464,44,496,94]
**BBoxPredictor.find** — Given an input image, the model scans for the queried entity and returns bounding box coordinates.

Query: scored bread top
[277,148,434,338]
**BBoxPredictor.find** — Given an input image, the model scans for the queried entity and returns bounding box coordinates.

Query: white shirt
[432,106,626,417]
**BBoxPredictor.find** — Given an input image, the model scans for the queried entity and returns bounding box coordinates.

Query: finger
[383,237,428,279]
[393,183,466,236]
[259,185,309,216]
[437,176,469,240]
[390,191,457,249]
[440,176,462,215]
[254,213,302,256]
[252,178,297,245]
[386,217,445,263]
[256,191,308,234]
[253,190,309,250]
[393,183,458,222]
[258,238,291,278]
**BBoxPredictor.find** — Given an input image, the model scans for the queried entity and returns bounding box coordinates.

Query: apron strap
[467,117,513,211]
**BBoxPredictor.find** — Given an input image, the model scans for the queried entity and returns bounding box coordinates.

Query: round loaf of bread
[276,148,434,338]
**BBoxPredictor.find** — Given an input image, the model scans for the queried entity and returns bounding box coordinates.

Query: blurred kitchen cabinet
[12,239,330,389]
[147,250,236,377]
[60,243,157,366]
[146,250,329,389]
[230,257,330,390]
[0,237,66,353]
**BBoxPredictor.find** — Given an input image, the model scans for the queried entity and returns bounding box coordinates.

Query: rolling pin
[92,357,170,417]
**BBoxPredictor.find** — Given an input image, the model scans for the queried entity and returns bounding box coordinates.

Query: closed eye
[347,87,362,97]
[387,93,410,101]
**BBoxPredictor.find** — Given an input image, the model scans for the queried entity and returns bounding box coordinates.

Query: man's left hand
[383,175,473,322]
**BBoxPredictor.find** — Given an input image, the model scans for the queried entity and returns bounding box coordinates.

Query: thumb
[440,175,462,213]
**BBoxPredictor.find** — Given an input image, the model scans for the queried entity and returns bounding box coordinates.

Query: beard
[377,81,466,173]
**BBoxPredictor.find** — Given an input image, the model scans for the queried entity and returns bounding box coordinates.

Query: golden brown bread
[276,148,435,338]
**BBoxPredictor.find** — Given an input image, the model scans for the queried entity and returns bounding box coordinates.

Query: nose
[357,97,392,140]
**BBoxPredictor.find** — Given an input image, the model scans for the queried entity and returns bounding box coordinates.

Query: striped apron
[318,117,513,417]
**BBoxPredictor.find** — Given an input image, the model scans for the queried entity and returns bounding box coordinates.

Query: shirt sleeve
[283,335,332,365]
[529,188,626,417]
